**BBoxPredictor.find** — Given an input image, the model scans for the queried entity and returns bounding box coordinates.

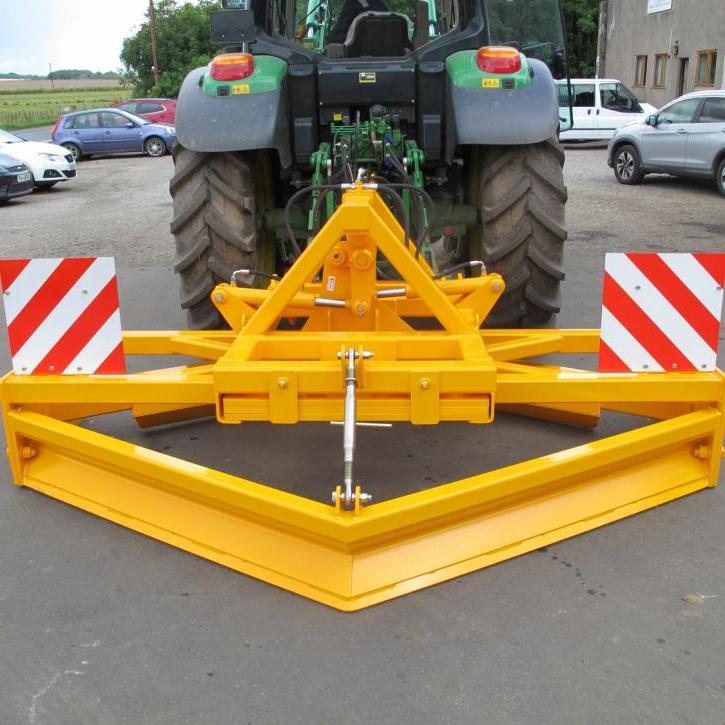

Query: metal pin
[377,287,406,298]
[330,421,392,428]
[315,297,346,308]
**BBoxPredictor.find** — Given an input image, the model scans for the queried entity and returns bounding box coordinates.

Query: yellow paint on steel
[1,185,724,609]
[5,406,722,610]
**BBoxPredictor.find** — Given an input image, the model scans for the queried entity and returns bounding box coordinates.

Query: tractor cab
[219,1,568,73]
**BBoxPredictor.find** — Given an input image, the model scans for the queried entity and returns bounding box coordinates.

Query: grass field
[0,80,132,130]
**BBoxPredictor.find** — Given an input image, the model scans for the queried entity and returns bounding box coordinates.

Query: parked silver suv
[607,90,725,195]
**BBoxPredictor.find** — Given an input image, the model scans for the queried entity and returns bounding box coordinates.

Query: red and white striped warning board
[0,257,125,375]
[599,252,725,372]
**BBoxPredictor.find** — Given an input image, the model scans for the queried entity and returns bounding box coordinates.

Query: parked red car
[111,98,176,125]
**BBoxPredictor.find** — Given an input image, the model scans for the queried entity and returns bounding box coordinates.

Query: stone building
[597,0,725,107]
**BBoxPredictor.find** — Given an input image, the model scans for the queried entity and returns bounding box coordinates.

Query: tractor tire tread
[170,146,272,329]
[473,136,567,328]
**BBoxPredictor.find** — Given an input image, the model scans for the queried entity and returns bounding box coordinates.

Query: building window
[695,50,717,86]
[653,54,667,87]
[635,55,648,86]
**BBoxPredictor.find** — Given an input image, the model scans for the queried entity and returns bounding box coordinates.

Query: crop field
[0,80,131,129]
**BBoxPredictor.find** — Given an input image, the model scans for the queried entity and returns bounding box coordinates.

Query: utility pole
[596,0,609,79]
[48,62,55,91]
[149,0,160,85]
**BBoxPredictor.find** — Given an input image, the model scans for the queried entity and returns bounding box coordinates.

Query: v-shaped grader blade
[1,185,724,610]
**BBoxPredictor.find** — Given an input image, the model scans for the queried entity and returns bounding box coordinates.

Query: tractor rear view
[170,0,569,329]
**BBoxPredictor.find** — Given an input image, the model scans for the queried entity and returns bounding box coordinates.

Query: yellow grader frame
[2,185,724,610]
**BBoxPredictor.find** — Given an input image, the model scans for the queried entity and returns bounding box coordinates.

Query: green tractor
[171,0,571,329]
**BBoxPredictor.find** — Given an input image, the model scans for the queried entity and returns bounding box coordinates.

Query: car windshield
[0,129,24,143]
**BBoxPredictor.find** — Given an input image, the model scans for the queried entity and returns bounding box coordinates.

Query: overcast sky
[0,0,156,75]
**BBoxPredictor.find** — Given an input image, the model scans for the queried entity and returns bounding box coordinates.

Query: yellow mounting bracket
[1,185,724,610]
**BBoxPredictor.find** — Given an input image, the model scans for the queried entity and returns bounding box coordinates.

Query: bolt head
[214,293,225,303]
[491,281,502,293]
[419,378,431,390]
[278,377,288,389]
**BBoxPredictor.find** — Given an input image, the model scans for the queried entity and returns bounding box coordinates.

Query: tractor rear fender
[175,66,292,168]
[445,57,560,159]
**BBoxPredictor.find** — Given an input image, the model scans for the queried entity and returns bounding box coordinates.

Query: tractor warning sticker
[326,275,336,292]
[359,72,377,84]
[232,84,251,95]
[482,78,501,89]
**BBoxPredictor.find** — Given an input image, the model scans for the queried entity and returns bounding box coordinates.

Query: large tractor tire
[469,137,567,327]
[170,146,276,329]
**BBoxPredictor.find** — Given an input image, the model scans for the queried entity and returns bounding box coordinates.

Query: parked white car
[0,129,77,188]
[557,78,657,141]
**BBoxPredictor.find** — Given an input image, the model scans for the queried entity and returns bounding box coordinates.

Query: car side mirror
[125,121,135,128]
[646,115,658,127]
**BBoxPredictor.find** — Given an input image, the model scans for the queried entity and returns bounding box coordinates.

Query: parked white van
[556,78,657,141]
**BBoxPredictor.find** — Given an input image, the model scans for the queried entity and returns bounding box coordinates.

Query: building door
[678,58,689,96]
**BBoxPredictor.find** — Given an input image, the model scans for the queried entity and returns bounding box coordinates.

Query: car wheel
[144,137,167,157]
[613,144,644,185]
[716,158,725,196]
[62,143,82,162]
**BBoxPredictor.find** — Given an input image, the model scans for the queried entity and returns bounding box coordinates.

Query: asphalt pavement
[0,149,724,724]
[11,125,53,143]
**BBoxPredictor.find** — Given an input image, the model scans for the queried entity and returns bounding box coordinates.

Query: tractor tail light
[210,53,255,81]
[477,47,522,74]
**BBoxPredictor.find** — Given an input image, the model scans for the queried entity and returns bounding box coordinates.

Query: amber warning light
[210,53,255,81]
[477,47,522,74]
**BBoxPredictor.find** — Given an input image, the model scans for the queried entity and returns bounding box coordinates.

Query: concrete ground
[0,148,723,724]
[11,126,52,143]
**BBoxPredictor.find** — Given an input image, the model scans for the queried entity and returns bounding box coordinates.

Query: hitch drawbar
[331,347,375,512]
[0,186,724,610]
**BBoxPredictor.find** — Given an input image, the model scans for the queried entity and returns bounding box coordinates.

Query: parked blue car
[52,109,177,161]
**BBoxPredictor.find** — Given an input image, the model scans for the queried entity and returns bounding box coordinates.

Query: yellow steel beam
[481,329,601,354]
[5,406,722,610]
[496,370,724,404]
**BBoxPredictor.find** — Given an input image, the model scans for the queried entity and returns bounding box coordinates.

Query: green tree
[561,0,599,76]
[121,0,221,98]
